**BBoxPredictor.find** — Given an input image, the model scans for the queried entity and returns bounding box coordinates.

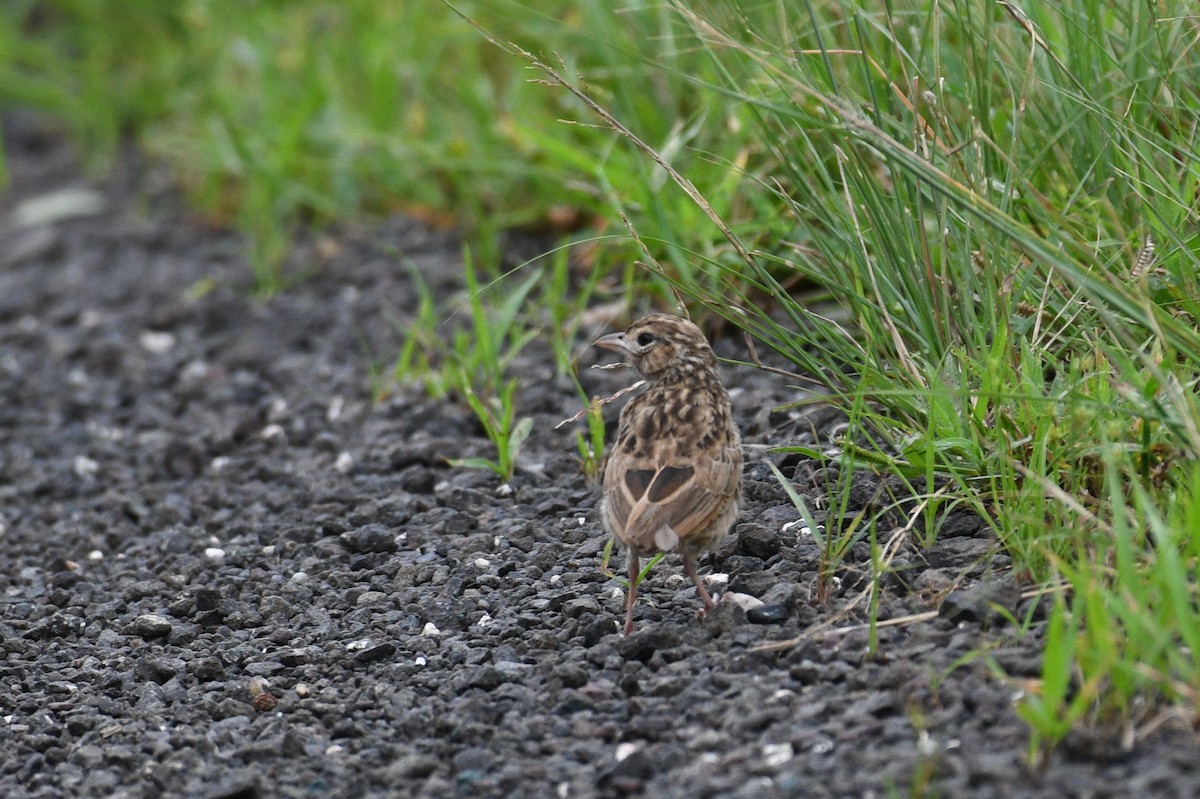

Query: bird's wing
[603,442,741,553]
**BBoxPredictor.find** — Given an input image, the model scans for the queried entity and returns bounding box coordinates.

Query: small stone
[761,742,794,767]
[615,742,640,762]
[341,524,397,554]
[355,643,396,663]
[736,523,781,559]
[747,603,791,624]
[14,187,105,227]
[940,578,1020,624]
[126,614,172,639]
[192,657,225,682]
[259,424,285,441]
[722,592,764,611]
[139,330,176,353]
[386,754,440,780]
[73,455,99,479]
[422,622,441,637]
[562,596,601,618]
[356,591,388,607]
[603,748,654,792]
[616,629,680,662]
[703,597,749,633]
[136,656,182,684]
[251,690,277,711]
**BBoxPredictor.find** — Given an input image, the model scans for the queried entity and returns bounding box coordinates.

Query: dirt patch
[1,112,1196,798]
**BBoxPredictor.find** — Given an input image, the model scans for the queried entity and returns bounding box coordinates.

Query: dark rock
[940,578,1021,625]
[562,596,601,618]
[126,614,173,639]
[616,628,680,662]
[736,523,781,559]
[341,523,397,553]
[746,603,790,624]
[602,750,655,793]
[703,598,748,633]
[192,657,225,682]
[728,570,774,597]
[355,642,397,663]
[939,512,985,538]
[195,588,222,612]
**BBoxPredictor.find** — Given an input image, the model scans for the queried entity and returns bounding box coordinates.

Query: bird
[593,313,743,635]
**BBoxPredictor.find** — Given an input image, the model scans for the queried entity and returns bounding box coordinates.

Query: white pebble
[204,547,225,560]
[474,614,493,628]
[327,396,344,422]
[705,572,729,585]
[139,330,176,353]
[414,656,427,667]
[473,558,491,569]
[421,622,441,637]
[615,742,640,762]
[72,455,99,479]
[291,571,308,583]
[14,187,104,227]
[87,550,104,562]
[260,424,284,440]
[762,742,793,767]
[209,456,230,472]
[261,545,275,556]
[722,592,764,611]
[549,574,561,585]
[180,359,209,383]
[334,451,354,473]
[494,483,514,498]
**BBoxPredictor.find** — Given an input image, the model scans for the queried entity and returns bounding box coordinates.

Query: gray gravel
[2,111,1197,799]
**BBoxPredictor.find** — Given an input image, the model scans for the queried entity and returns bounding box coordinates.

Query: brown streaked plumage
[594,313,742,635]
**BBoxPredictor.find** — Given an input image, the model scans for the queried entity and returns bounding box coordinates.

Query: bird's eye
[636,332,655,347]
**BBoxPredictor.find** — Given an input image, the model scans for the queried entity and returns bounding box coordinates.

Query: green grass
[5,0,1200,758]
[0,1,769,293]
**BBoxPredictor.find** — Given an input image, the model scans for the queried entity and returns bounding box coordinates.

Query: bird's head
[593,314,716,382]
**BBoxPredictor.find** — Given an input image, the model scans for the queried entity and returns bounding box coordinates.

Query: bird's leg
[683,554,715,617]
[624,553,640,635]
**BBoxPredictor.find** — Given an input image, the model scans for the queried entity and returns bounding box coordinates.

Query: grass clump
[547,0,1199,755]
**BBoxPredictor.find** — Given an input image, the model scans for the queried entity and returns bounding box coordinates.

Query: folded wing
[603,445,741,553]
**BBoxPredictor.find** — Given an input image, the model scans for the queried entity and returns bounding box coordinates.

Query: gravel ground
[2,113,1198,799]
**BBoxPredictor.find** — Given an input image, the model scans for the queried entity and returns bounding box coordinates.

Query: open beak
[592,331,631,355]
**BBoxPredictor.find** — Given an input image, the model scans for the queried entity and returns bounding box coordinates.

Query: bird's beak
[592,332,631,355]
